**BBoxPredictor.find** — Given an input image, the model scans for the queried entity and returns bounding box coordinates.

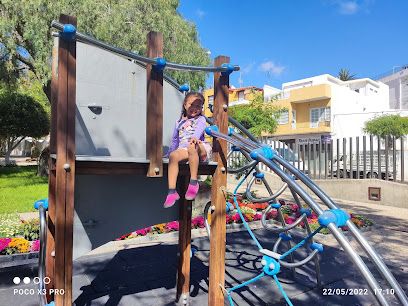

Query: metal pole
[210,129,408,306]
[343,138,347,179]
[385,135,389,180]
[337,138,340,179]
[363,136,367,180]
[324,140,328,179]
[314,142,317,179]
[51,21,241,74]
[330,140,334,179]
[370,135,374,178]
[393,136,396,181]
[356,137,360,179]
[308,144,311,179]
[318,141,321,180]
[272,156,404,306]
[350,137,353,179]
[401,137,405,183]
[263,156,390,306]
[378,136,381,179]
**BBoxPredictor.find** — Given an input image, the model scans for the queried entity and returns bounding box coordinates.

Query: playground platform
[1,194,407,306]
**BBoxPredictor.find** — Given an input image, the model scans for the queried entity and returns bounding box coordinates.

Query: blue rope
[227,272,265,305]
[227,156,319,306]
[273,275,294,306]
[233,164,263,250]
[279,226,323,260]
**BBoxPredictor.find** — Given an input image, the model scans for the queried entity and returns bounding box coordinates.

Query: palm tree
[338,68,357,81]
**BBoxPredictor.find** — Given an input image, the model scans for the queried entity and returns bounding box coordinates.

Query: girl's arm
[190,116,207,140]
[165,121,179,157]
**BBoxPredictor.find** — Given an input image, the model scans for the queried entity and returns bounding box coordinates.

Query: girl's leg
[187,143,207,180]
[168,149,188,189]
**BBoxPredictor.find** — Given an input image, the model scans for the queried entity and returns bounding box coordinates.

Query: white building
[376,65,408,110]
[264,74,408,144]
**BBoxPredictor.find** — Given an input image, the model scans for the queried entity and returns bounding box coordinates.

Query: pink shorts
[180,142,212,162]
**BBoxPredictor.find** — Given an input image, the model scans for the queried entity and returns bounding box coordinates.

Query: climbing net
[203,133,351,306]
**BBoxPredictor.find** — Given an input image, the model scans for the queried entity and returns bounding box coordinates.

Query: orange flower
[244,213,254,221]
[8,238,29,253]
[154,223,166,232]
[351,218,362,227]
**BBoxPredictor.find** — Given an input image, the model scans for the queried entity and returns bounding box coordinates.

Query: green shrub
[18,219,40,241]
[0,214,22,238]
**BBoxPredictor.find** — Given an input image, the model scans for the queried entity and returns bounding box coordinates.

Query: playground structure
[35,13,408,306]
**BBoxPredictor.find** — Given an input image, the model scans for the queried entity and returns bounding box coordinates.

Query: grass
[0,166,48,214]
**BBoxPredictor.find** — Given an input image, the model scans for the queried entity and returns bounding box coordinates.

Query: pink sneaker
[185,183,199,200]
[163,192,180,208]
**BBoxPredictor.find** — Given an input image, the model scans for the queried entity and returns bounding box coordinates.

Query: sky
[178,0,408,90]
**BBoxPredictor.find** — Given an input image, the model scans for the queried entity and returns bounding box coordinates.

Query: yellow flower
[244,213,254,221]
[154,223,166,233]
[282,214,290,220]
[8,238,29,252]
[351,218,362,227]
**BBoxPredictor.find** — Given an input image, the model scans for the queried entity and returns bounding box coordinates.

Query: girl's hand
[189,137,202,145]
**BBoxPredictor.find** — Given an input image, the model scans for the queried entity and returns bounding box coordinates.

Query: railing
[228,135,407,182]
[296,121,331,129]
[373,65,408,80]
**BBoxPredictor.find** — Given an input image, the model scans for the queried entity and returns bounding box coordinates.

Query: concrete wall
[230,172,408,209]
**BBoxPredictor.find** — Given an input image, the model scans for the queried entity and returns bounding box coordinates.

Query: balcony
[290,84,331,103]
[296,121,331,132]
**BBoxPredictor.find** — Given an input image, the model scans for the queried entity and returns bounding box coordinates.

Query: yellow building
[203,86,263,117]
[267,83,332,144]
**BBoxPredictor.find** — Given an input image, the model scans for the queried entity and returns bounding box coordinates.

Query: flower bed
[0,214,40,256]
[0,237,39,255]
[116,198,374,240]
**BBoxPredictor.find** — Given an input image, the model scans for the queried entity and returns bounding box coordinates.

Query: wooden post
[54,14,76,306]
[45,30,59,304]
[176,175,192,302]
[208,56,229,306]
[146,31,164,177]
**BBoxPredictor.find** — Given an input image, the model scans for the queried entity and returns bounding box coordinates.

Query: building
[262,74,402,145]
[203,86,262,117]
[375,65,408,110]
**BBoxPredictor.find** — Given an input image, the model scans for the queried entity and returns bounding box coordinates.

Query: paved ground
[0,156,38,167]
[1,169,408,305]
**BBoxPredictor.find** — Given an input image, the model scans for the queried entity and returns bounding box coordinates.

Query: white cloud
[328,0,374,15]
[196,9,205,18]
[338,1,359,14]
[258,61,285,77]
[242,62,255,73]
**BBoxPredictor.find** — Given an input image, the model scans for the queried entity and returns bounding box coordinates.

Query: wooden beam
[54,14,76,306]
[176,175,192,302]
[75,161,217,176]
[208,56,229,306]
[45,29,59,304]
[146,31,164,177]
[54,14,69,306]
[63,14,77,306]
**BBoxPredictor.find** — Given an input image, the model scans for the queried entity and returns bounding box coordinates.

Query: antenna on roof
[238,72,243,88]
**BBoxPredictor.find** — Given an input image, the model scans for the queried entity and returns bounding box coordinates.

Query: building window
[277,110,289,125]
[238,92,244,101]
[208,95,214,103]
[310,107,330,128]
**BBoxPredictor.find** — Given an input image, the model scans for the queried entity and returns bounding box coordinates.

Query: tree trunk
[38,146,50,177]
[4,151,10,165]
